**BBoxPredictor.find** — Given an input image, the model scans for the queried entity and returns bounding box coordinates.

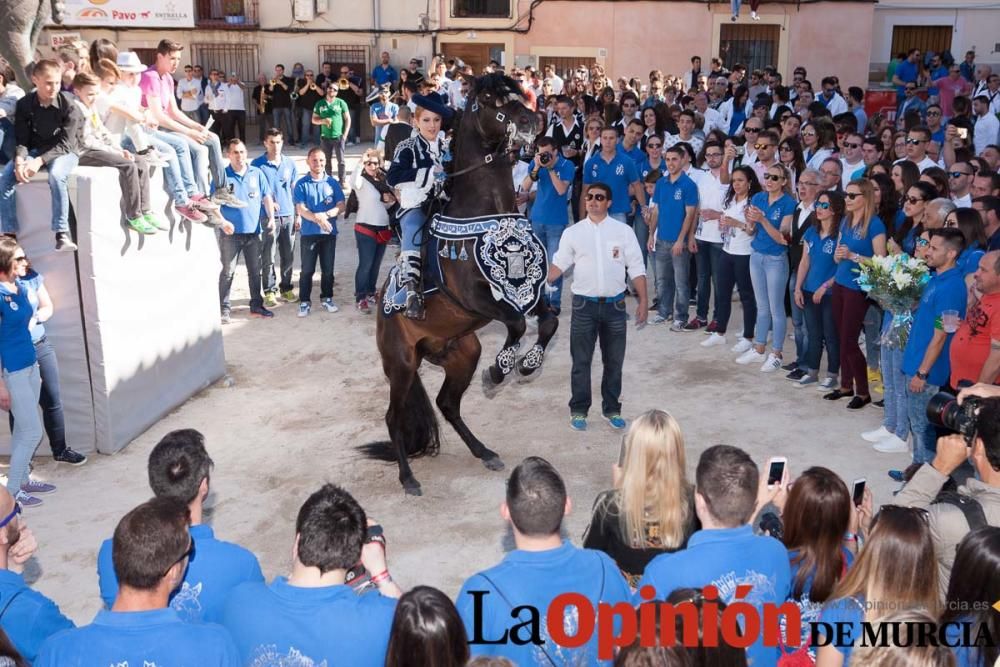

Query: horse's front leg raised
[482,317,526,398]
[516,308,560,381]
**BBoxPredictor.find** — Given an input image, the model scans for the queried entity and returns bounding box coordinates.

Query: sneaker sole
[55,458,87,466]
[22,486,56,494]
[569,424,587,432]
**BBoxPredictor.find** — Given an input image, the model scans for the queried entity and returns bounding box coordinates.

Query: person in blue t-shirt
[220,484,400,667]
[252,128,299,307]
[37,497,240,666]
[217,139,276,323]
[636,445,791,667]
[522,136,575,314]
[648,145,699,329]
[96,429,263,623]
[892,49,922,105]
[294,147,346,317]
[581,126,645,223]
[902,228,969,465]
[457,457,632,666]
[0,486,74,662]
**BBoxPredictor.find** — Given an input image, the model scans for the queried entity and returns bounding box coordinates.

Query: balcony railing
[195,0,259,27]
[451,0,511,18]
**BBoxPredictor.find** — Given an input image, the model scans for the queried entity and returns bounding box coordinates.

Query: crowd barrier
[0,166,226,456]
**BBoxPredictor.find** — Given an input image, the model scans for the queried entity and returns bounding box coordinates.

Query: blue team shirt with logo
[834,216,886,289]
[749,191,798,256]
[636,525,792,667]
[293,174,346,236]
[651,172,699,242]
[0,278,36,373]
[0,570,74,663]
[583,150,640,215]
[97,524,264,623]
[802,226,839,293]
[251,154,298,217]
[902,265,967,385]
[35,608,240,666]
[528,154,576,226]
[216,165,272,234]
[220,577,396,667]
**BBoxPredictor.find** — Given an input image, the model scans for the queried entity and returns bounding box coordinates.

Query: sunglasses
[744,127,761,134]
[843,142,861,149]
[905,195,925,204]
[905,138,925,145]
[647,143,662,149]
[801,131,817,137]
[916,237,930,247]
[754,143,773,150]
[764,174,783,182]
[926,111,942,116]
[845,192,863,200]
[949,171,971,178]
[815,201,832,210]
[0,503,20,530]
[364,161,380,166]
[585,193,608,201]
[799,181,821,187]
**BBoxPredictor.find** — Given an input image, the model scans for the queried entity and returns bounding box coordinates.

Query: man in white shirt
[176,65,202,122]
[222,72,246,142]
[839,132,866,188]
[949,162,975,208]
[895,126,938,173]
[542,64,563,95]
[974,95,1000,156]
[693,92,724,135]
[548,182,648,432]
[818,77,848,116]
[691,141,730,331]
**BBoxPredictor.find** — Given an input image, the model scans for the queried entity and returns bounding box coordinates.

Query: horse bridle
[444,98,519,181]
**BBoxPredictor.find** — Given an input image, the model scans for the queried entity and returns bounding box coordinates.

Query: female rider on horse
[386,94,455,320]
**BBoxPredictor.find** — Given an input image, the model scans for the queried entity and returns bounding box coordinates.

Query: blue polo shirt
[293,173,345,236]
[902,265,967,385]
[637,158,664,182]
[583,150,640,215]
[651,172,699,242]
[618,140,644,163]
[370,101,399,143]
[220,577,396,667]
[834,216,887,290]
[371,64,397,87]
[636,525,791,667]
[0,278,37,373]
[528,155,575,226]
[35,608,239,666]
[251,153,297,217]
[749,191,797,256]
[97,523,264,623]
[0,570,74,662]
[802,226,838,292]
[958,243,985,277]
[895,60,919,94]
[457,540,632,666]
[216,165,271,234]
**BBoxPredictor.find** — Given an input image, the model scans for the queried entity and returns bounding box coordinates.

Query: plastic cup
[942,310,960,333]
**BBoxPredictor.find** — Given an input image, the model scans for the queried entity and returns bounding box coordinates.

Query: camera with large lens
[538,151,552,166]
[926,386,981,445]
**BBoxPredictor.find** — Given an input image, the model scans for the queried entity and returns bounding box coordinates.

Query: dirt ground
[19,147,905,624]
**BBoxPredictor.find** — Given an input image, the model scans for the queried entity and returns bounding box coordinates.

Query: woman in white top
[703,165,762,351]
[353,148,397,313]
[803,118,837,170]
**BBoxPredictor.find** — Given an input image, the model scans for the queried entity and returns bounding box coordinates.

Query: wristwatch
[916,370,929,380]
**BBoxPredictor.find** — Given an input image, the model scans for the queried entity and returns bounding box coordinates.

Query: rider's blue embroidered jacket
[386,133,445,213]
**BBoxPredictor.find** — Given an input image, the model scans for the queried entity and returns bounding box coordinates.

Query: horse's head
[461,73,540,156]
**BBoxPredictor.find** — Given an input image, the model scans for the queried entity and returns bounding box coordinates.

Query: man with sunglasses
[0,486,73,663]
[898,82,927,125]
[36,497,240,665]
[895,126,938,173]
[740,117,764,166]
[750,129,779,184]
[933,66,972,119]
[839,132,866,189]
[948,161,975,207]
[549,182,647,431]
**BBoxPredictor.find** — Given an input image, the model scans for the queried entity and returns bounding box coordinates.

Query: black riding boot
[402,251,426,320]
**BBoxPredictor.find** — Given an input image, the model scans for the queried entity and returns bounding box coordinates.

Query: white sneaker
[760,353,781,373]
[652,314,668,325]
[731,338,753,354]
[701,333,727,348]
[816,376,837,391]
[322,298,339,313]
[297,302,310,318]
[736,348,766,365]
[751,10,760,19]
[873,434,909,453]
[861,426,892,443]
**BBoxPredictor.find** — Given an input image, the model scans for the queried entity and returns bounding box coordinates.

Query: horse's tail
[358,373,440,461]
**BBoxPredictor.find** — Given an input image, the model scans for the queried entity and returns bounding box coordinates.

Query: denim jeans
[149,129,199,197]
[532,221,566,308]
[4,364,42,495]
[789,270,809,367]
[299,234,337,302]
[179,130,226,195]
[0,118,14,163]
[882,345,909,440]
[750,251,789,352]
[0,152,78,234]
[802,291,839,375]
[569,295,627,416]
[654,239,691,322]
[219,232,263,311]
[696,240,723,322]
[715,252,756,338]
[400,208,425,253]
[9,338,68,455]
[905,377,939,464]
[272,107,296,146]
[262,215,296,294]
[633,215,652,274]
[300,108,320,147]
[355,228,387,300]
[863,304,883,371]
[321,136,346,183]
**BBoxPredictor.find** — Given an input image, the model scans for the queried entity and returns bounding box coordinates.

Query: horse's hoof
[403,480,423,496]
[482,456,505,471]
[516,361,543,383]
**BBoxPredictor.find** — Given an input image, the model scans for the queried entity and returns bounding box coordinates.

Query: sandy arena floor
[17,147,906,624]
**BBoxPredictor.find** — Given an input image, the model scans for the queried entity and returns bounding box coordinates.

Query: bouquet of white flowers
[856,253,931,349]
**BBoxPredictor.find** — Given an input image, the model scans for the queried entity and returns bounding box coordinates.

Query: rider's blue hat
[411,93,455,121]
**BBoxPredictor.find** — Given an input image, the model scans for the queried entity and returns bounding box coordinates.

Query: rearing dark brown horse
[368,74,559,496]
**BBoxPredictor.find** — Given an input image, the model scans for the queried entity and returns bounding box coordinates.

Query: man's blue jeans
[0,152,78,234]
[400,208,425,253]
[654,239,691,322]
[750,251,789,352]
[219,232,263,311]
[300,108,319,147]
[0,118,14,163]
[789,269,809,367]
[272,107,295,145]
[882,346,909,441]
[299,234,337,302]
[531,221,566,309]
[569,296,627,417]
[149,129,199,197]
[180,130,226,194]
[905,377,939,464]
[696,239,723,322]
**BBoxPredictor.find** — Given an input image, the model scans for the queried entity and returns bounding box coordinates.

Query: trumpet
[257,85,267,114]
[338,77,350,90]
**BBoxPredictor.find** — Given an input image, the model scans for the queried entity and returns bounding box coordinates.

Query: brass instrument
[257,85,267,114]
[338,77,350,90]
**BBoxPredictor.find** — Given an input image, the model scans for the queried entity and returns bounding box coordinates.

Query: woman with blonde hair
[582,409,698,586]
[352,147,396,313]
[815,506,939,667]
[848,609,955,666]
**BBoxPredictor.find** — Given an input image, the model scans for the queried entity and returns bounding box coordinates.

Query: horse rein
[443,99,518,181]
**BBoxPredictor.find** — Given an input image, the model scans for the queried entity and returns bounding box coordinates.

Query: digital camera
[926,385,981,445]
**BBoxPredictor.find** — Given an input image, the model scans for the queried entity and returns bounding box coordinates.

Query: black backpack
[933,489,988,531]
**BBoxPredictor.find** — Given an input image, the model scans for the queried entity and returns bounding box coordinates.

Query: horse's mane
[470,72,526,106]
